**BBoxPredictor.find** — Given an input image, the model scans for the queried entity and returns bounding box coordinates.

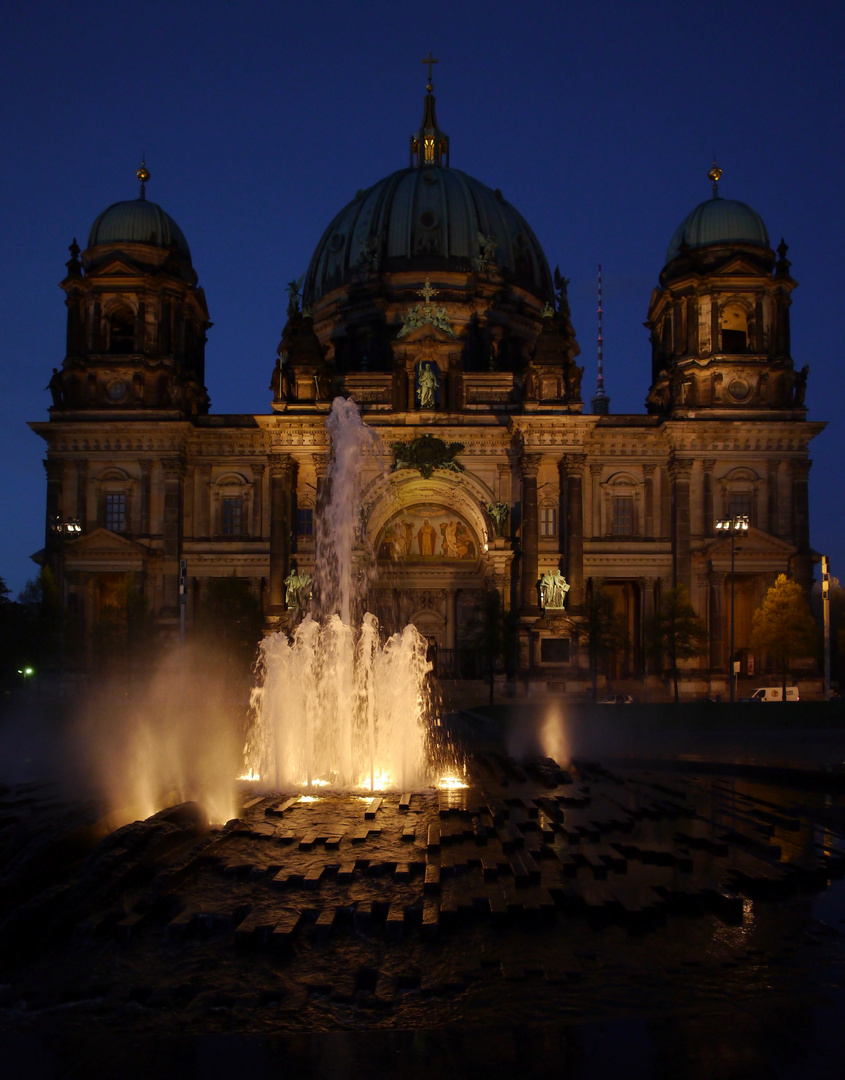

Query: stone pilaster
[520,453,541,614]
[767,459,781,537]
[497,462,511,506]
[590,463,603,538]
[709,569,725,670]
[701,459,715,539]
[195,463,212,538]
[140,461,152,535]
[74,459,88,528]
[268,453,295,615]
[642,464,656,539]
[562,454,586,609]
[668,457,693,592]
[790,459,812,595]
[161,457,186,612]
[43,458,64,549]
[252,463,266,538]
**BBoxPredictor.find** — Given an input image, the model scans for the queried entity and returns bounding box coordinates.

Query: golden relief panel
[378,504,478,561]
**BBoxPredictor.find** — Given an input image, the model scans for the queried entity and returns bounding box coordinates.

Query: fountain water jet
[244,398,434,791]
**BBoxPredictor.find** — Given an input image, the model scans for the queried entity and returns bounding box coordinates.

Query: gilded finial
[136,158,150,200]
[708,158,722,198]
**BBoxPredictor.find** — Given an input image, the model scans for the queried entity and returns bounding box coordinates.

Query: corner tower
[55,164,211,416]
[645,164,802,417]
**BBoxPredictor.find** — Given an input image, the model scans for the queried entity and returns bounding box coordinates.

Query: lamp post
[822,555,831,701]
[50,515,82,689]
[716,515,749,702]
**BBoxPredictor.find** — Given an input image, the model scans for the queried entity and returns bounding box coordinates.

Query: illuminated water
[244,398,434,791]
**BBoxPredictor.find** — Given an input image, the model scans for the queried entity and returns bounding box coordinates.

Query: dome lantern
[410,53,449,168]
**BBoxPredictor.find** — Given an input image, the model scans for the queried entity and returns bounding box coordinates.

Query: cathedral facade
[31,83,823,693]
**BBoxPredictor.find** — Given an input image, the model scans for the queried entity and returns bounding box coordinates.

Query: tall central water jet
[244,398,433,791]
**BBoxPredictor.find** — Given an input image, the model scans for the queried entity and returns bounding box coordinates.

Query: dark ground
[2,702,845,1078]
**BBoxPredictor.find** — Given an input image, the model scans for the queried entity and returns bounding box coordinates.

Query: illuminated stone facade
[32,97,823,692]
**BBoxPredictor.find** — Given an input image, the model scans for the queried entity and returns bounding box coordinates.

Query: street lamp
[50,515,82,688]
[716,515,749,702]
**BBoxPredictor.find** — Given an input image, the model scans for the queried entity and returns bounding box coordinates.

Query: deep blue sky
[2,0,842,594]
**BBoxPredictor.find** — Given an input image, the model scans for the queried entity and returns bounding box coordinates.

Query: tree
[586,586,627,703]
[647,585,708,705]
[196,574,264,672]
[751,574,818,701]
[459,588,519,704]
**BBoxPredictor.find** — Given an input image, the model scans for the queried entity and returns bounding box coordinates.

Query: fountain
[244,398,435,791]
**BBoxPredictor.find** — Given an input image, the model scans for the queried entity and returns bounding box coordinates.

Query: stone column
[669,457,693,592]
[520,454,541,614]
[701,459,715,539]
[767,459,781,537]
[562,454,586,609]
[642,464,655,539]
[590,463,603,538]
[268,453,294,616]
[791,459,812,594]
[252,463,266,538]
[161,457,185,612]
[140,461,152,535]
[710,293,719,353]
[74,459,88,528]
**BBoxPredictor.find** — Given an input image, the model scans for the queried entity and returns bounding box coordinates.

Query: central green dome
[303,164,553,304]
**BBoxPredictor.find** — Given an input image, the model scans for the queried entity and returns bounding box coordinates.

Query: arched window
[108,306,135,354]
[540,502,557,538]
[95,468,134,533]
[213,473,251,539]
[721,303,748,353]
[601,473,642,537]
[719,467,758,528]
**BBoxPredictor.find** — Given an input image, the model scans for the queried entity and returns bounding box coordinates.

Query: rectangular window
[540,506,557,537]
[298,507,314,537]
[222,496,243,537]
[611,496,633,535]
[540,638,570,664]
[105,493,126,532]
[727,492,752,522]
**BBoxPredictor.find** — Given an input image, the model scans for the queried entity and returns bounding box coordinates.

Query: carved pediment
[65,527,149,559]
[705,526,795,560]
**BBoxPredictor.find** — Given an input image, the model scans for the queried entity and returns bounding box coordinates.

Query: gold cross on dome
[418,278,438,303]
[422,52,438,83]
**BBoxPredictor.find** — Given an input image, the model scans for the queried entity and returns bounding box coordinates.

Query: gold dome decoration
[136,160,150,199]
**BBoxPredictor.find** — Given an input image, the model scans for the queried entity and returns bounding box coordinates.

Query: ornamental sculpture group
[284,569,312,610]
[539,570,570,610]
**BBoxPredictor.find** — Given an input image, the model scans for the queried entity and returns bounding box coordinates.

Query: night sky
[2,0,842,595]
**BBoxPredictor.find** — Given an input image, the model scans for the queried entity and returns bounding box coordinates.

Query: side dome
[666,169,771,268]
[88,197,192,262]
[304,165,553,304]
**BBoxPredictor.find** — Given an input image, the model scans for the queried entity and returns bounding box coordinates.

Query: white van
[749,686,799,703]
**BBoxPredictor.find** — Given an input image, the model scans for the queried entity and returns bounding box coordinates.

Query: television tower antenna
[591,263,610,414]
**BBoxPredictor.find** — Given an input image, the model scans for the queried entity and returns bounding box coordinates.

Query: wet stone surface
[3,758,845,1076]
